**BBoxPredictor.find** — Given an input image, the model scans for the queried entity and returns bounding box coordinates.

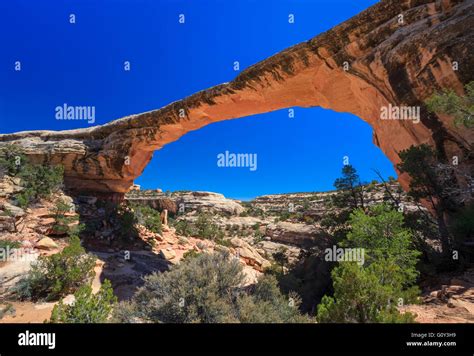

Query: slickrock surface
[0,0,472,197]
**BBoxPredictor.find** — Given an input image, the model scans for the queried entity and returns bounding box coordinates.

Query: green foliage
[17,165,64,207]
[15,236,96,301]
[343,205,421,284]
[173,219,194,237]
[425,81,474,128]
[253,229,264,244]
[182,249,201,260]
[116,206,139,241]
[0,144,27,177]
[333,164,366,209]
[320,209,352,242]
[317,262,417,323]
[397,145,442,205]
[322,165,367,242]
[0,239,21,251]
[113,252,310,323]
[132,205,162,234]
[0,303,15,320]
[397,144,459,254]
[194,212,224,240]
[317,205,420,323]
[272,247,289,273]
[240,203,265,218]
[235,275,311,323]
[50,200,80,236]
[0,145,64,207]
[50,279,117,323]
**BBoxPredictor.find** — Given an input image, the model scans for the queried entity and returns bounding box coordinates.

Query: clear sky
[0,0,395,200]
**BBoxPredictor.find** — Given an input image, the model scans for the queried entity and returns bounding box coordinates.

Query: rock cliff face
[126,191,245,215]
[0,0,472,197]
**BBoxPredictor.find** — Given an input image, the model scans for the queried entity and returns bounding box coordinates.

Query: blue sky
[0,0,395,199]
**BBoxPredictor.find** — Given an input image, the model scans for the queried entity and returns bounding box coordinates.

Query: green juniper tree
[50,279,117,323]
[317,205,420,323]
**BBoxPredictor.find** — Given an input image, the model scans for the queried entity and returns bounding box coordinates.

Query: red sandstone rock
[0,0,472,198]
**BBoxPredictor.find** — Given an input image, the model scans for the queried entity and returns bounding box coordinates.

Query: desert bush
[173,219,195,237]
[113,252,311,323]
[195,213,224,240]
[49,200,82,236]
[0,144,27,177]
[132,205,162,234]
[235,275,311,323]
[115,206,139,241]
[15,165,64,208]
[0,145,64,207]
[15,236,96,301]
[50,279,117,323]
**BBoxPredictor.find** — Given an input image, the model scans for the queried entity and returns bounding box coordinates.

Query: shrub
[0,145,63,208]
[0,144,27,177]
[0,303,15,320]
[116,206,138,241]
[113,252,311,323]
[17,164,64,206]
[173,219,195,237]
[235,275,312,323]
[50,200,79,236]
[15,236,96,301]
[182,249,200,260]
[425,81,474,128]
[132,205,162,234]
[195,213,224,240]
[50,279,117,323]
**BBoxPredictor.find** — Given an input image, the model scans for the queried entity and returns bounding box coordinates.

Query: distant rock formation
[1,0,472,198]
[126,191,244,216]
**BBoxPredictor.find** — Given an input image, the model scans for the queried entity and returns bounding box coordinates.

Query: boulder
[230,237,271,271]
[159,248,176,261]
[1,202,25,218]
[0,176,23,197]
[36,237,59,250]
[265,222,331,247]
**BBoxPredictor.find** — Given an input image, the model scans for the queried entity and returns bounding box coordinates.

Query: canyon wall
[0,0,473,197]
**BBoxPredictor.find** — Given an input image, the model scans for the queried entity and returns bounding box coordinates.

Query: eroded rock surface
[0,0,472,197]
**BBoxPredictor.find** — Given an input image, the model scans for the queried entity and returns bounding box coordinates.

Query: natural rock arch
[1,0,472,198]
